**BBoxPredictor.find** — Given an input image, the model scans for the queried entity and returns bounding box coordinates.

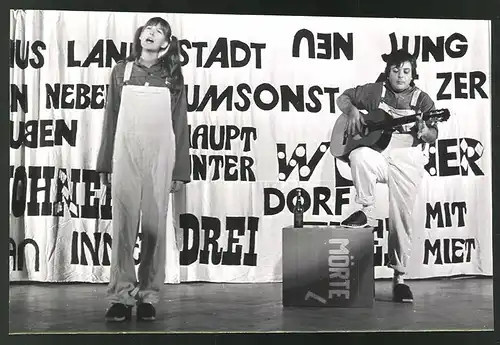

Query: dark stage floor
[9,277,493,333]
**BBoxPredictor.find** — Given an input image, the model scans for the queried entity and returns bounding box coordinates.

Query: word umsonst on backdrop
[9,11,492,284]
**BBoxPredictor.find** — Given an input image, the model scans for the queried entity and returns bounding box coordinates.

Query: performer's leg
[105,133,143,321]
[386,147,427,302]
[134,129,175,321]
[341,147,388,228]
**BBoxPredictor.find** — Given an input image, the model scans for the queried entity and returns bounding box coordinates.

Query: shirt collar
[383,81,415,95]
[134,57,162,69]
[134,57,171,79]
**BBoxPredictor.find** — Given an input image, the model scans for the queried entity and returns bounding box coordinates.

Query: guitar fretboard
[369,109,449,130]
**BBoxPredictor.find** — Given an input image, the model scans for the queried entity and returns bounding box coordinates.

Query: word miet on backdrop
[8,174,477,272]
[8,152,482,266]
[9,26,487,271]
[9,213,477,274]
[8,127,481,270]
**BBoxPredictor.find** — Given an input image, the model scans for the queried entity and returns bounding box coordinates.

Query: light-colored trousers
[106,82,175,306]
[348,135,427,274]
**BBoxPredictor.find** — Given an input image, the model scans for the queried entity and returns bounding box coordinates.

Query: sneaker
[341,210,369,228]
[137,303,156,322]
[393,283,414,303]
[105,303,132,322]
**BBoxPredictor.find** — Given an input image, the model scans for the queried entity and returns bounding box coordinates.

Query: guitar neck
[371,110,441,130]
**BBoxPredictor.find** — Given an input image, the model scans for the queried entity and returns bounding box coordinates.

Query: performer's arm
[171,77,191,184]
[336,83,379,113]
[417,92,438,144]
[336,93,358,115]
[336,84,376,135]
[96,64,122,174]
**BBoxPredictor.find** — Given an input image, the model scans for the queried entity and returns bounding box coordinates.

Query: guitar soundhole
[342,131,348,145]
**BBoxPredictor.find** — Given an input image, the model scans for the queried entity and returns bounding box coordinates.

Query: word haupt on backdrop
[9,10,492,283]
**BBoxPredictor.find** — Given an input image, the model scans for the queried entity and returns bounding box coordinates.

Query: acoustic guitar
[329,108,451,163]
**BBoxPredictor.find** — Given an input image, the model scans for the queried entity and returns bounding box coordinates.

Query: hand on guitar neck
[330,108,451,162]
[415,114,436,143]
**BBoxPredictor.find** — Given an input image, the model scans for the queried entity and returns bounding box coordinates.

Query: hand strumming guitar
[346,106,367,136]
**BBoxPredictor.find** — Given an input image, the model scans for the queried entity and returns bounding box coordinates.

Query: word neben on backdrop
[9,10,492,283]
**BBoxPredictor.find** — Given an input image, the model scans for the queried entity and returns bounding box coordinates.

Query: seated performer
[336,49,438,303]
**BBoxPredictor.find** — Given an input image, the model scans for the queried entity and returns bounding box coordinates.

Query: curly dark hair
[381,49,418,86]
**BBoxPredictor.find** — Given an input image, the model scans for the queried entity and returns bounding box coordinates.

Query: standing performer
[96,17,191,322]
[336,49,438,303]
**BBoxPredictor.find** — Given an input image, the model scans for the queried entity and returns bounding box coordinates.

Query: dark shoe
[137,303,156,321]
[393,283,414,303]
[341,210,368,228]
[105,303,132,322]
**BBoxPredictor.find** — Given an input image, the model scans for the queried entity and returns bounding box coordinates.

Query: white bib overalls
[348,85,428,274]
[107,62,176,306]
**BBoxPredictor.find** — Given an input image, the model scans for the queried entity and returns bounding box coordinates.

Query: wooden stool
[282,225,374,308]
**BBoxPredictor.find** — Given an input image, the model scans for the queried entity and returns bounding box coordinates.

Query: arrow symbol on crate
[305,290,327,304]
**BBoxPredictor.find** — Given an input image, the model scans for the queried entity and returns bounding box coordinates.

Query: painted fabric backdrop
[9,10,492,283]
